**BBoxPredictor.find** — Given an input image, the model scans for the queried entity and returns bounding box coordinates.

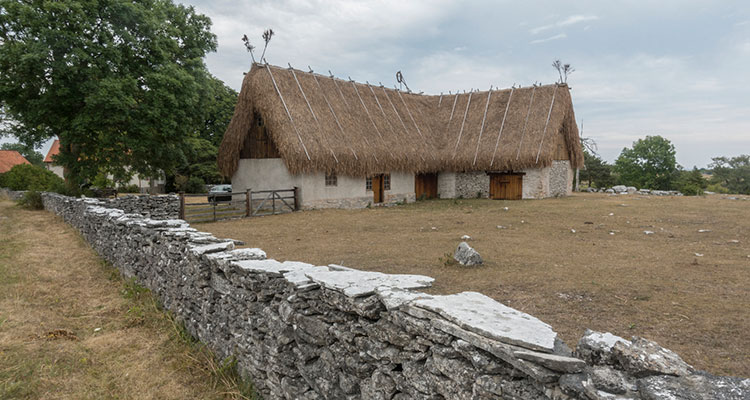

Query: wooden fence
[179,188,299,223]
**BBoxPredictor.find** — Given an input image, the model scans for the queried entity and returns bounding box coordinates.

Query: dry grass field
[200,193,750,378]
[0,200,256,399]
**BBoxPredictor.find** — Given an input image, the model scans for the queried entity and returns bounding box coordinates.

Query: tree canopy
[0,0,218,185]
[709,155,750,194]
[614,135,678,190]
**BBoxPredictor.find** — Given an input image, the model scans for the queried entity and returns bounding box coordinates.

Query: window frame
[325,172,337,187]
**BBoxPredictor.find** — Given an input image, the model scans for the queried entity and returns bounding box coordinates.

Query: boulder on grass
[454,242,483,266]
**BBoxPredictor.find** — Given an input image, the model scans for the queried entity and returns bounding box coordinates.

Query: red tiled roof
[44,139,60,163]
[0,150,30,173]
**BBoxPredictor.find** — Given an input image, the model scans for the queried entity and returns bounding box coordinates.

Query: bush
[119,184,141,193]
[0,164,64,191]
[706,183,729,194]
[18,190,44,209]
[185,176,206,194]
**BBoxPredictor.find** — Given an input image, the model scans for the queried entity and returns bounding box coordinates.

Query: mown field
[200,193,750,378]
[0,200,256,399]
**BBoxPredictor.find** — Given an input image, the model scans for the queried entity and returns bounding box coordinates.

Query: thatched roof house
[219,63,583,208]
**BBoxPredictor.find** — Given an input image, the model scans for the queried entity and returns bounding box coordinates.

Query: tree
[0,142,43,166]
[0,0,217,186]
[168,76,237,190]
[580,149,615,188]
[674,167,708,195]
[709,155,750,194]
[614,135,678,190]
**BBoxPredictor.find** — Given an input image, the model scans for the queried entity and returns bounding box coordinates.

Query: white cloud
[530,33,567,44]
[530,14,599,34]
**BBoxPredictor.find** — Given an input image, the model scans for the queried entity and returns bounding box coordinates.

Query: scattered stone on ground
[454,241,483,266]
[461,234,471,240]
[644,231,654,235]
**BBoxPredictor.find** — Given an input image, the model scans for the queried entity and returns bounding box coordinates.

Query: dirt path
[0,200,255,399]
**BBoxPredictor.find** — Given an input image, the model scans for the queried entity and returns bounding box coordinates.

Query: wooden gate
[415,173,438,199]
[179,188,299,223]
[490,173,523,200]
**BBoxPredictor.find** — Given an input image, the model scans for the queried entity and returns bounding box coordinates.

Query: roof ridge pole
[448,92,459,122]
[395,88,424,139]
[516,86,537,161]
[288,63,318,123]
[265,63,311,161]
[535,85,558,164]
[489,87,515,167]
[366,81,398,136]
[311,73,359,160]
[472,86,493,166]
[387,86,426,162]
[350,79,384,140]
[382,85,409,134]
[452,90,474,159]
[329,71,350,108]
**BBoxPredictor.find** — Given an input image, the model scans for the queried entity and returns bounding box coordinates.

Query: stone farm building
[218,63,583,209]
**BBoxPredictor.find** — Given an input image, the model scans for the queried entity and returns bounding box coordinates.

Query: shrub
[18,190,44,209]
[185,176,206,194]
[706,183,729,194]
[119,184,141,193]
[0,164,64,191]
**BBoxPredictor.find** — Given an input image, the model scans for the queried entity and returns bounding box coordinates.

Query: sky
[5,0,749,168]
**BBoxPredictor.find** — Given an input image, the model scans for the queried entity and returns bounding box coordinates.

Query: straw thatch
[218,63,582,177]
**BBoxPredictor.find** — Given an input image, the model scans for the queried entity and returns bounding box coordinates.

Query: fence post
[246,188,252,217]
[179,192,185,220]
[272,190,276,215]
[293,186,300,211]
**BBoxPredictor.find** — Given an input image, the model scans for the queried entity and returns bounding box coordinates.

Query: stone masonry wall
[41,193,749,400]
[455,171,490,199]
[549,161,573,198]
[105,194,179,220]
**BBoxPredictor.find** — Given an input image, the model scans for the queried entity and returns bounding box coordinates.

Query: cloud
[530,33,567,44]
[530,14,599,34]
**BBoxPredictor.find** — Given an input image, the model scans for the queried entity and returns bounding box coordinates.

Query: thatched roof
[218,63,582,177]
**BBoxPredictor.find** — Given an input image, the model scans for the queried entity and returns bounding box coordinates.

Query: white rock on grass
[454,242,483,266]
[698,229,711,233]
[644,231,654,235]
[461,234,471,240]
[412,291,558,352]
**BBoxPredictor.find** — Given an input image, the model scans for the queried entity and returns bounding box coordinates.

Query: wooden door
[415,173,438,199]
[490,173,523,200]
[372,175,384,203]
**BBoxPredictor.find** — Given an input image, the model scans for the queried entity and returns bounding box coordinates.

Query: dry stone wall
[41,193,749,400]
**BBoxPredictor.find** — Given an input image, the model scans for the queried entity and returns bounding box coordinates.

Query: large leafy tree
[0,0,217,185]
[709,155,750,194]
[0,142,43,165]
[614,135,678,190]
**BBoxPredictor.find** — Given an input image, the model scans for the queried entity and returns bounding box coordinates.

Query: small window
[365,177,372,191]
[383,174,391,191]
[325,172,337,187]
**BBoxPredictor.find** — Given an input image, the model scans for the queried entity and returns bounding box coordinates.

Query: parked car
[207,184,232,203]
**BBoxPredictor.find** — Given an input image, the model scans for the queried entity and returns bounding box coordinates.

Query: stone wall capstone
[40,192,749,400]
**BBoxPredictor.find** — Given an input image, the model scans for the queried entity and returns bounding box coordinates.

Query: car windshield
[210,185,231,193]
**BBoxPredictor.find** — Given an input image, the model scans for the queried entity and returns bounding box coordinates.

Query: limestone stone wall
[455,171,490,199]
[549,161,573,198]
[106,194,179,220]
[40,193,749,400]
[0,188,26,201]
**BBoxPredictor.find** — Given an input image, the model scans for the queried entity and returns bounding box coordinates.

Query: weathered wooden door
[415,173,438,199]
[490,174,523,200]
[372,175,384,203]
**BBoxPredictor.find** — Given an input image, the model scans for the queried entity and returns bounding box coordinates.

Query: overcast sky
[8,1,749,168]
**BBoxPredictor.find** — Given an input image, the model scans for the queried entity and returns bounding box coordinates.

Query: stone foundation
[39,193,749,400]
